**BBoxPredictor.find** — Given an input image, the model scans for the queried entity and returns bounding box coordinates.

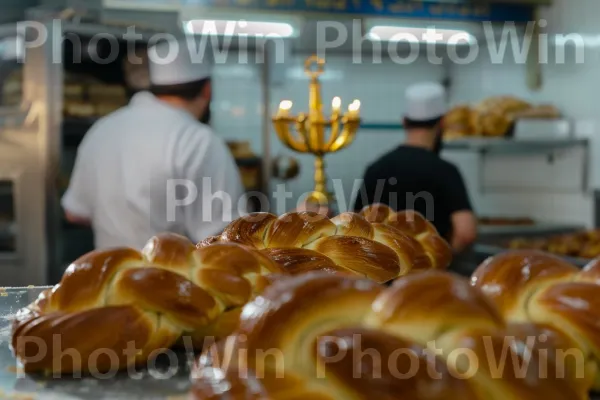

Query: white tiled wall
[210,0,600,224]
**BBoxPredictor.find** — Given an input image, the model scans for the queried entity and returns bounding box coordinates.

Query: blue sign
[191,0,535,23]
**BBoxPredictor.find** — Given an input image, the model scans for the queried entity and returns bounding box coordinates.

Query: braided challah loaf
[12,233,284,374]
[202,207,452,281]
[358,204,452,269]
[12,208,449,374]
[472,250,600,390]
[191,271,590,399]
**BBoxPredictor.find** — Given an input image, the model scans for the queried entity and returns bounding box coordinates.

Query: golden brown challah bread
[443,96,537,138]
[11,233,285,374]
[203,208,452,281]
[479,111,512,137]
[12,209,450,375]
[475,96,532,118]
[191,271,589,399]
[472,250,600,389]
[358,203,453,270]
[442,105,475,139]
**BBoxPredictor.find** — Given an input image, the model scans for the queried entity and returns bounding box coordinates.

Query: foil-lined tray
[0,287,191,399]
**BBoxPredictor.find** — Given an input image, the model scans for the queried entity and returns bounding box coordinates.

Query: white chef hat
[147,37,212,86]
[404,82,447,121]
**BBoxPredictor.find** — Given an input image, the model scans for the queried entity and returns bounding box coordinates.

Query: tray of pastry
[505,229,600,262]
[443,96,561,140]
[0,287,191,399]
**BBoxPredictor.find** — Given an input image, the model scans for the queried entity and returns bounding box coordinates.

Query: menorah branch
[273,120,308,153]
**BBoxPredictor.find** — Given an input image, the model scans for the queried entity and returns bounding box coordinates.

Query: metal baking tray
[0,287,191,399]
[475,223,593,268]
[477,223,583,237]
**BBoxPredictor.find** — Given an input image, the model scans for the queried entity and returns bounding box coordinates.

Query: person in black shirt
[353,82,477,253]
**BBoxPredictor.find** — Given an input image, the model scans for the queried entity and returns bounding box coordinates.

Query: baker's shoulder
[437,157,460,171]
[173,122,230,159]
[436,158,464,181]
[73,111,125,151]
[367,147,405,169]
[85,106,131,134]
[176,121,222,144]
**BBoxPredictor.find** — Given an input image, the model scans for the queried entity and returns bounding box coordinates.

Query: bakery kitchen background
[1,0,600,399]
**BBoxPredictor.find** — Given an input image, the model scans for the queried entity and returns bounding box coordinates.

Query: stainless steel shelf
[444,138,588,154]
[444,138,590,194]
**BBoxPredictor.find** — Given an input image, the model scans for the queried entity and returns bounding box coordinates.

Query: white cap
[404,82,447,121]
[148,37,212,86]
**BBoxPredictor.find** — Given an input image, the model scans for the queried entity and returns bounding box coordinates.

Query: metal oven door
[0,22,61,286]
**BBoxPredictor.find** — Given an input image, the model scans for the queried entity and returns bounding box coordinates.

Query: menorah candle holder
[272,55,361,206]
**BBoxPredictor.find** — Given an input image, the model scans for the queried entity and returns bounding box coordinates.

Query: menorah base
[302,191,338,216]
[305,190,333,204]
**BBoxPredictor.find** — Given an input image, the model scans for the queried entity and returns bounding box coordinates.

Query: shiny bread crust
[191,271,588,400]
[12,233,285,374]
[215,205,452,282]
[472,250,600,391]
[13,206,451,375]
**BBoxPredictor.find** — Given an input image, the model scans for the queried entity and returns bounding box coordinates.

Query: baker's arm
[450,210,478,253]
[64,211,91,225]
[444,165,477,253]
[61,141,93,226]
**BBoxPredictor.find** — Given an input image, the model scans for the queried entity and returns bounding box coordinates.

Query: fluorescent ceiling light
[184,19,296,38]
[367,26,476,45]
[103,0,180,11]
[0,36,24,61]
[551,33,600,48]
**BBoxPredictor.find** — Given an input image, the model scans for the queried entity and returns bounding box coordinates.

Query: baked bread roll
[475,96,532,119]
[443,105,474,139]
[472,250,600,389]
[358,203,452,270]
[12,233,284,374]
[191,271,589,399]
[13,209,450,375]
[480,111,512,137]
[205,207,452,279]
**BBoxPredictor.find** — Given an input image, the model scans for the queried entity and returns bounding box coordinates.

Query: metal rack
[444,137,590,194]
[444,137,588,154]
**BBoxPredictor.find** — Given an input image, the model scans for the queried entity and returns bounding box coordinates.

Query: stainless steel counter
[0,287,191,399]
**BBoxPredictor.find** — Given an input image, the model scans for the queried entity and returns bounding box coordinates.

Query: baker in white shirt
[61,38,245,250]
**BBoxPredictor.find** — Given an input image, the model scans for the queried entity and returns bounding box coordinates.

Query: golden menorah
[272,55,361,206]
